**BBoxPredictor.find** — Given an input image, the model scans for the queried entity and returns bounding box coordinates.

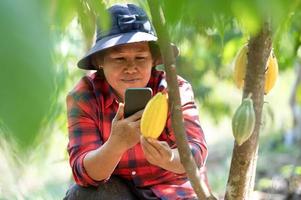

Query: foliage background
[0,0,300,199]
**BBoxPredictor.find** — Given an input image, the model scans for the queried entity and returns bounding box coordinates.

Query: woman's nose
[124,60,137,73]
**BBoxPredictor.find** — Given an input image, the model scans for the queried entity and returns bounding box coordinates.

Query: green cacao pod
[232,96,256,146]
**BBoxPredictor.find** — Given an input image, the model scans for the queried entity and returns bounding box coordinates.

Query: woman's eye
[114,57,125,62]
[136,57,146,61]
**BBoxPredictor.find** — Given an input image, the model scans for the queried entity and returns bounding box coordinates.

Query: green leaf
[77,0,96,50]
[0,0,55,149]
[88,0,110,34]
[232,0,261,35]
[52,0,77,31]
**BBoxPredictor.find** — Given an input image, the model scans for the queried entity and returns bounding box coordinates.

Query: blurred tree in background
[0,0,300,199]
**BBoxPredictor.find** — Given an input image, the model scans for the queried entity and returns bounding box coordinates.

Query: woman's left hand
[140,136,174,169]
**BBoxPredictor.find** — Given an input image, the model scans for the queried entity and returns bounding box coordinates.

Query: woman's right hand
[108,103,143,153]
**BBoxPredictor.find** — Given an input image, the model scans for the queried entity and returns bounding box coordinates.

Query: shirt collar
[104,84,121,109]
[147,69,167,94]
[91,72,120,109]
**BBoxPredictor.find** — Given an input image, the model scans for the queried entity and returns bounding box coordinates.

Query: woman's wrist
[162,149,185,174]
[106,136,128,155]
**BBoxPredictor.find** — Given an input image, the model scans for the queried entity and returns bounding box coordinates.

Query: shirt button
[131,171,136,176]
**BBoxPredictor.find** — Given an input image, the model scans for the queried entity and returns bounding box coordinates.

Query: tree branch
[146,1,216,199]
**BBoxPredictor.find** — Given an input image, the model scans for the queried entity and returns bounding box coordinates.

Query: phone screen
[124,88,153,118]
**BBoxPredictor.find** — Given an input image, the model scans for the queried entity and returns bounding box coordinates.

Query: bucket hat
[77,3,178,70]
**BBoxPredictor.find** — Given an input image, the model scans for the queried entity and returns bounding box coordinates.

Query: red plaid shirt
[66,69,208,199]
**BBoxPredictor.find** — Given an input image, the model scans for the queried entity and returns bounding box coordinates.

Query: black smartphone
[124,87,153,118]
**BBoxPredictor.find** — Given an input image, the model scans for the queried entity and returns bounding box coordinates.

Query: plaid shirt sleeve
[152,77,208,199]
[66,79,103,187]
[180,80,208,167]
[165,78,207,167]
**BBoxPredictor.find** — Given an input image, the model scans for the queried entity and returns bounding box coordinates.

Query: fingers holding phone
[112,102,124,122]
[109,103,143,152]
[109,88,152,152]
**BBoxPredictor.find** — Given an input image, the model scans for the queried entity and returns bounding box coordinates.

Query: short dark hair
[148,42,161,61]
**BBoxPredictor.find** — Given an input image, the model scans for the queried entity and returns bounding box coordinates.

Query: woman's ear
[152,55,163,67]
[91,53,104,69]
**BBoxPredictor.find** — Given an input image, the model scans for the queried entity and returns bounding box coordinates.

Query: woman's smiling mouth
[121,78,140,83]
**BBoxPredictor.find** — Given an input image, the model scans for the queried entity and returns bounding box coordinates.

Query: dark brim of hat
[77,31,179,70]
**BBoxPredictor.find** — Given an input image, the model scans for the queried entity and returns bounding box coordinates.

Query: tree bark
[146,1,216,199]
[225,23,272,200]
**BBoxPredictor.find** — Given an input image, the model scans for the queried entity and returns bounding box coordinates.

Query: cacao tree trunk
[147,1,216,199]
[225,23,272,200]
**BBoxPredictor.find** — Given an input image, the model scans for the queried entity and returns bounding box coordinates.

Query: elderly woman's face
[99,42,153,100]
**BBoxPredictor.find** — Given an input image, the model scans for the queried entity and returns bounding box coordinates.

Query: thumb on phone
[113,103,124,122]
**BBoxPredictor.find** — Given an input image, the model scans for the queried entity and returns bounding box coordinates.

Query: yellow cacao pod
[264,51,278,94]
[140,92,168,139]
[232,96,256,146]
[233,45,278,94]
[234,45,248,89]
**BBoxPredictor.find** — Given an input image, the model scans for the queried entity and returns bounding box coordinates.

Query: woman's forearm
[83,139,125,181]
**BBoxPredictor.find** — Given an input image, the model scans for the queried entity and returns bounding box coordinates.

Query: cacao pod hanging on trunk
[233,45,278,94]
[233,45,248,89]
[264,51,278,94]
[232,95,256,146]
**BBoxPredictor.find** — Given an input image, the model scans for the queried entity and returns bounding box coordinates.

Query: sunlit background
[0,0,300,199]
